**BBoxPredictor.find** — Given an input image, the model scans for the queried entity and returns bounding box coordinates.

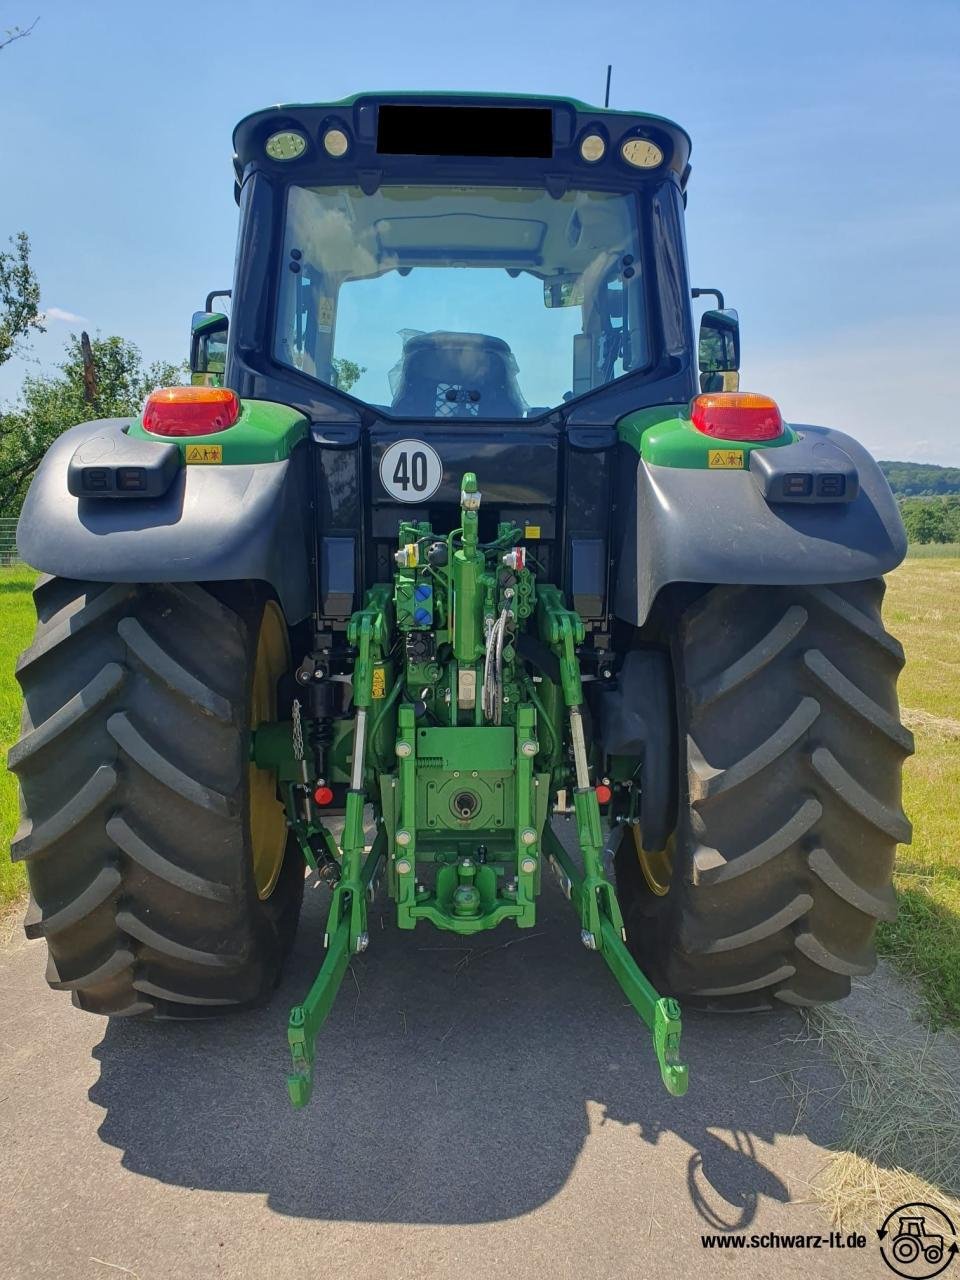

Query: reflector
[691,392,783,442]
[143,386,240,437]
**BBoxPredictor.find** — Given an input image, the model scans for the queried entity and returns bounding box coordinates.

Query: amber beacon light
[690,392,784,442]
[142,386,241,437]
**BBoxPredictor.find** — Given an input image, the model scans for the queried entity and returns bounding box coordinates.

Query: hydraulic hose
[494,608,508,725]
[369,676,403,770]
[527,682,559,763]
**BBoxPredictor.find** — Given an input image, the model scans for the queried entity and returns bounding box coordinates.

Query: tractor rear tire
[9,577,304,1017]
[618,579,912,1010]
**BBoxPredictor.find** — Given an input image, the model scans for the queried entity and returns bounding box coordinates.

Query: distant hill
[879,461,960,497]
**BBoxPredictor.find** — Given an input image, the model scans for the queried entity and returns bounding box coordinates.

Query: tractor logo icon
[879,1202,958,1278]
[895,1218,945,1267]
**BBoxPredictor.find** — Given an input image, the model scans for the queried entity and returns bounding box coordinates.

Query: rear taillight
[142,386,240,437]
[691,392,784,442]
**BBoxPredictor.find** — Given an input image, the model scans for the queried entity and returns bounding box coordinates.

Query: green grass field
[906,542,960,558]
[1,562,958,1024]
[0,567,36,906]
[878,560,960,1025]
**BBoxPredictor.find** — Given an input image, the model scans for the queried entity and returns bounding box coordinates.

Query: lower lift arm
[286,597,386,1108]
[543,828,687,1096]
[287,837,384,1107]
[538,587,688,1097]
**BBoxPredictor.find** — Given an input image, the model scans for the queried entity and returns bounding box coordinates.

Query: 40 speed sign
[379,440,443,502]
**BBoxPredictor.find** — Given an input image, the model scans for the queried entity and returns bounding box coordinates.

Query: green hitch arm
[287,837,385,1108]
[535,588,688,1096]
[289,591,391,1109]
[597,909,688,1097]
[287,915,350,1108]
[545,826,689,1097]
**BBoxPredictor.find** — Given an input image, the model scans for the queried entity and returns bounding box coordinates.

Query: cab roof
[232,92,692,189]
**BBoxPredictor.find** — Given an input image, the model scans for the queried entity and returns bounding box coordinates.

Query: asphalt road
[0,857,871,1280]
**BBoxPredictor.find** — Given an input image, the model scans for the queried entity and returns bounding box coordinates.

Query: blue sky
[1,0,957,461]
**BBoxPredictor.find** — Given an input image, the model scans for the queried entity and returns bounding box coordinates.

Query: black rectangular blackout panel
[376,105,554,158]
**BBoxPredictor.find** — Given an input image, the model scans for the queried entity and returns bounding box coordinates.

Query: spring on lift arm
[309,712,333,784]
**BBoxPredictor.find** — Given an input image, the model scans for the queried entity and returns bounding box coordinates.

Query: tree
[900,496,960,544]
[332,357,365,393]
[0,332,185,515]
[2,16,43,363]
[881,461,960,498]
[0,231,43,366]
[0,14,38,53]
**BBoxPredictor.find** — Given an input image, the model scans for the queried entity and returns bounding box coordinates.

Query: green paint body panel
[618,404,798,469]
[128,398,309,464]
[192,312,228,335]
[416,725,515,772]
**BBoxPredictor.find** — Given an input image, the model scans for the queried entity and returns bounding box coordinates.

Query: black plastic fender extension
[16,419,314,625]
[613,425,907,628]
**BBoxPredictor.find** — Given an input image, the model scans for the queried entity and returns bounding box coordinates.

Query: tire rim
[631,824,674,897]
[249,601,290,900]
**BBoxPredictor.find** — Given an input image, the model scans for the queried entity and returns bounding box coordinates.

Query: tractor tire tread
[12,578,303,1018]
[105,813,235,903]
[12,765,119,862]
[621,579,910,1010]
[117,616,234,723]
[106,711,235,816]
[690,604,808,709]
[7,663,125,769]
[29,864,122,938]
[46,945,136,991]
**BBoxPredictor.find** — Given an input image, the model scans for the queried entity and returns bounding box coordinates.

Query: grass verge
[906,542,960,558]
[881,559,960,1027]
[0,566,35,907]
[790,1004,960,1230]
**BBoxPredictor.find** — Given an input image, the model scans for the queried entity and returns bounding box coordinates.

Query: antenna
[604,64,612,108]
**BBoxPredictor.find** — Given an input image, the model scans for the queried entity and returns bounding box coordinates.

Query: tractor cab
[187,95,719,634]
[218,95,699,428]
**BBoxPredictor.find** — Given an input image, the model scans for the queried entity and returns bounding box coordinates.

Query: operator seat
[390,331,527,419]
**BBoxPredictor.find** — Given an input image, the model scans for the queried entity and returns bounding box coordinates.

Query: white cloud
[745,319,960,466]
[43,306,87,324]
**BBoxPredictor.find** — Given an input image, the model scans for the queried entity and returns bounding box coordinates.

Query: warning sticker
[707,449,744,470]
[185,444,223,464]
[371,666,387,699]
[317,297,335,333]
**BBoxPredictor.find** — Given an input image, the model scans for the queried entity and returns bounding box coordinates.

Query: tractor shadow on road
[89,872,842,1227]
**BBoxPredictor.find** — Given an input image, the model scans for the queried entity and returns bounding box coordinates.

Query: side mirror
[698,308,740,393]
[190,311,229,386]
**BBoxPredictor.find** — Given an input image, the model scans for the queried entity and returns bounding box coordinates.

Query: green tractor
[10,94,912,1106]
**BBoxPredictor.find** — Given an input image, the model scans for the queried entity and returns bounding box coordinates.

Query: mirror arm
[691,286,725,310]
[204,288,232,312]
